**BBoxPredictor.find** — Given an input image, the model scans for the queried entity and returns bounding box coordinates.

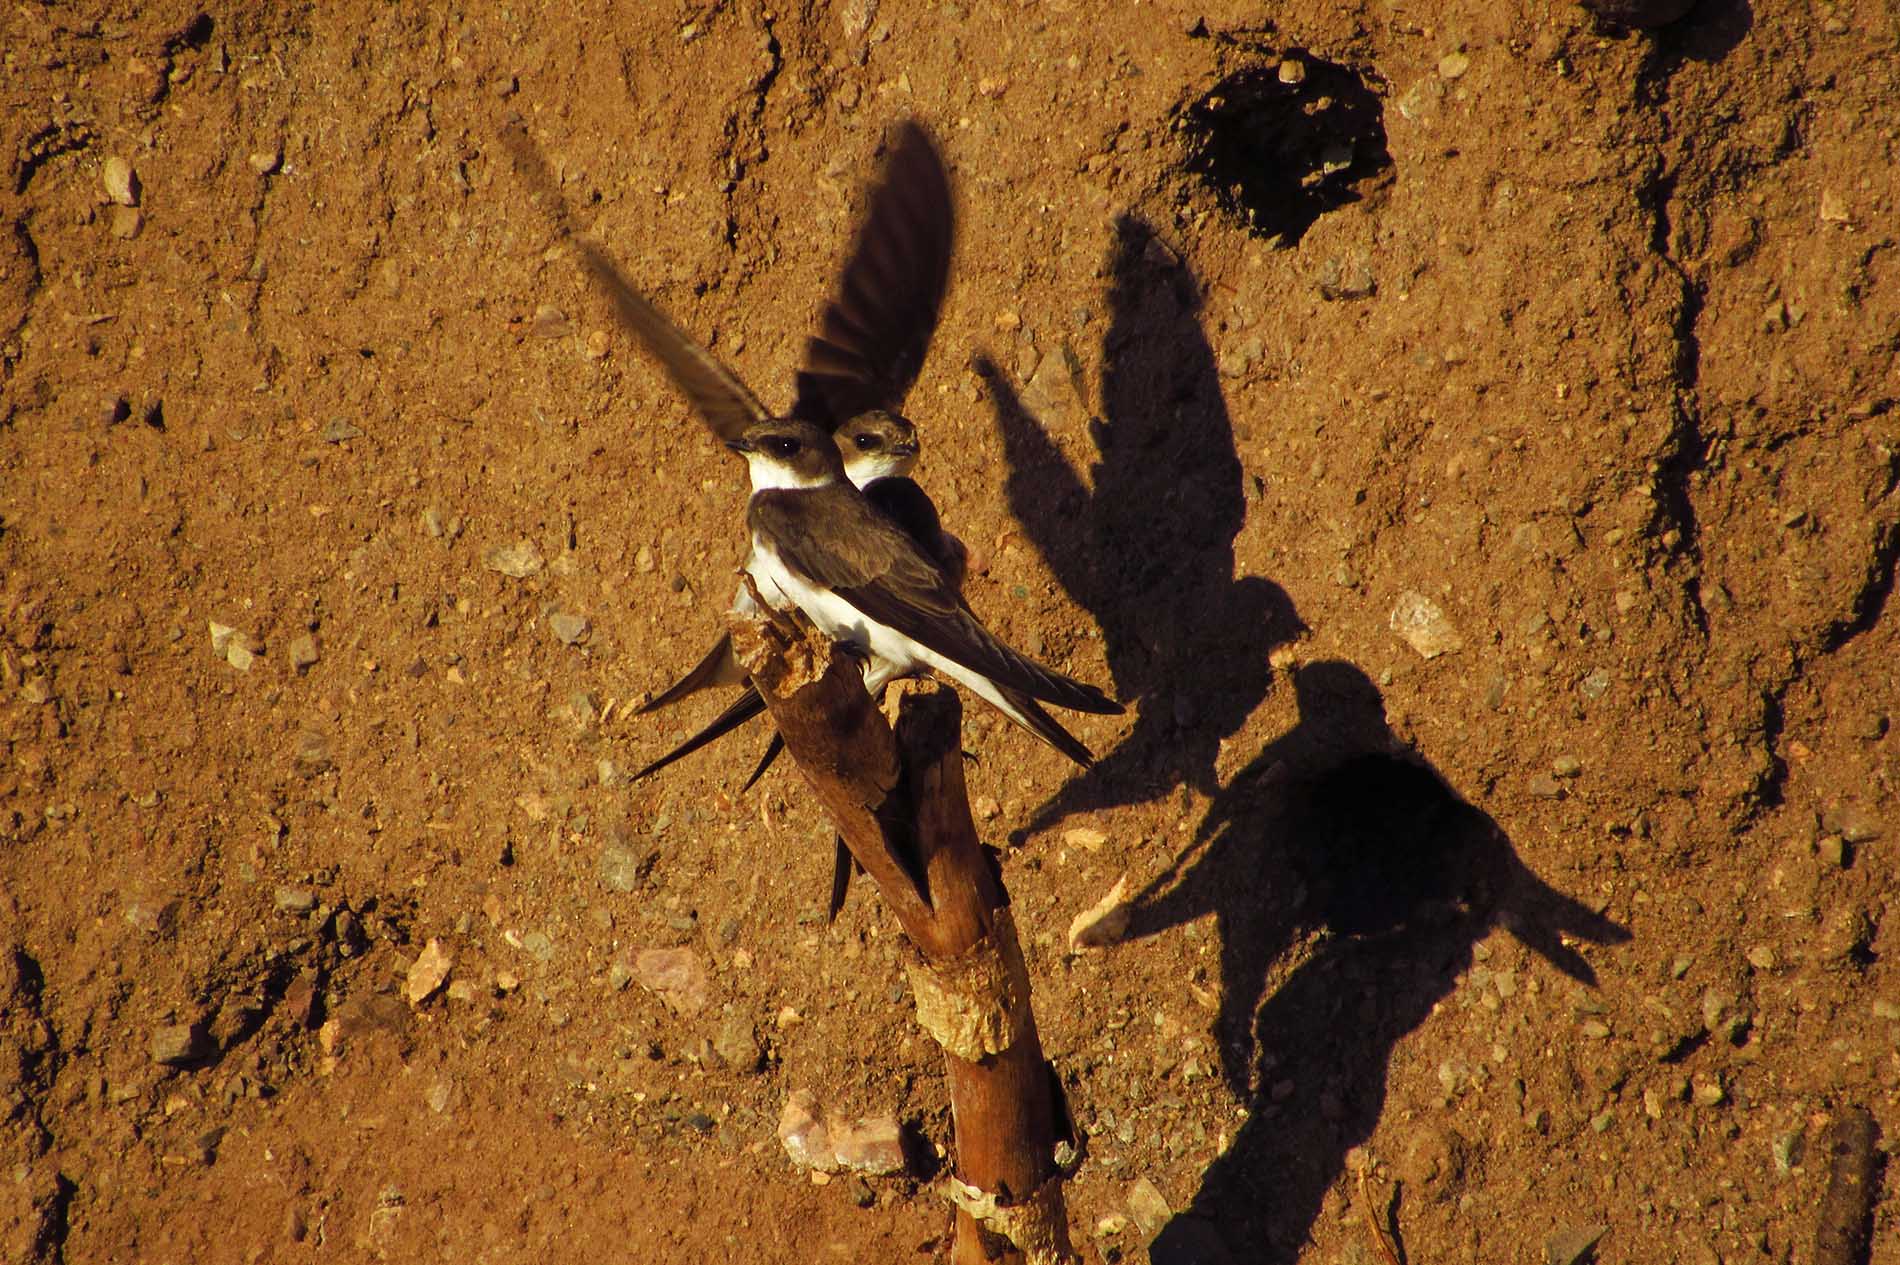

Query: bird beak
[725,436,754,454]
[892,441,919,457]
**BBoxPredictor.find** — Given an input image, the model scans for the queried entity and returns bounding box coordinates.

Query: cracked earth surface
[2,2,1896,1262]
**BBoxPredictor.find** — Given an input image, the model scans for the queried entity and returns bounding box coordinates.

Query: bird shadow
[1138,659,1632,1259]
[976,213,1628,1259]
[978,213,1301,839]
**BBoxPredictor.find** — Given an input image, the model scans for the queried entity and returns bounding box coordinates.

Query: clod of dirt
[1578,0,1697,28]
[150,1022,211,1066]
[1180,50,1393,246]
[1812,1106,1880,1265]
[1543,1221,1609,1265]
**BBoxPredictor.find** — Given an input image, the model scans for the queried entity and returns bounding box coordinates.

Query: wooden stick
[731,613,1075,1264]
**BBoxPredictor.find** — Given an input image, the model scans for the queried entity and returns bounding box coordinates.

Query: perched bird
[509,116,1115,917]
[634,409,947,725]
[728,416,1121,758]
[624,120,963,779]
[627,411,955,785]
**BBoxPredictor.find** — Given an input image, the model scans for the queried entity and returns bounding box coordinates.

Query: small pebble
[274,886,316,913]
[248,145,284,176]
[405,938,454,1006]
[1772,1129,1805,1175]
[713,1014,762,1073]
[630,946,709,1014]
[598,841,653,893]
[1437,51,1471,80]
[1551,754,1583,779]
[320,418,363,443]
[102,156,140,206]
[109,206,144,239]
[1544,1223,1609,1265]
[829,1113,906,1174]
[549,612,590,645]
[287,634,320,671]
[1277,57,1306,85]
[293,730,334,777]
[484,539,546,579]
[1831,804,1882,844]
[1125,1176,1173,1239]
[1390,591,1463,659]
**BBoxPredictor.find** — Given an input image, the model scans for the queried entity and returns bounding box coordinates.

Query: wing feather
[792,120,955,427]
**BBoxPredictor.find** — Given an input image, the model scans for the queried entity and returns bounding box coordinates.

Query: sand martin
[628,412,954,784]
[623,122,959,763]
[727,417,1121,756]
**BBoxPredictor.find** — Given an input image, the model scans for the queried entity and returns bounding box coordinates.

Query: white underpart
[841,449,916,486]
[746,536,1042,732]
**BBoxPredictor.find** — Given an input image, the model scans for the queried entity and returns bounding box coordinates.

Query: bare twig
[1358,1166,1403,1265]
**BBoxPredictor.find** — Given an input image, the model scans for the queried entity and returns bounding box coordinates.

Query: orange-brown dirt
[2,2,1896,1262]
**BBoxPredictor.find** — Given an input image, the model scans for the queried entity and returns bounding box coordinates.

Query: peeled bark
[731,613,1075,1264]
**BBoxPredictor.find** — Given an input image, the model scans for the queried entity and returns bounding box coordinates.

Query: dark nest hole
[1288,753,1496,937]
[1181,51,1393,246]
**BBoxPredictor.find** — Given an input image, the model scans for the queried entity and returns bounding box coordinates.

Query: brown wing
[501,116,767,441]
[571,241,769,442]
[792,120,955,428]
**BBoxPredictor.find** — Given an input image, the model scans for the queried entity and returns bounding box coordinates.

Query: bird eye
[770,437,798,456]
[854,434,878,450]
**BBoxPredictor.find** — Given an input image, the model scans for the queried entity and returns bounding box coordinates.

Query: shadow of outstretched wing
[983,214,1301,836]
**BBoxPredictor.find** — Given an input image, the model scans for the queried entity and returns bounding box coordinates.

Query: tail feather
[741,731,786,792]
[994,687,1097,768]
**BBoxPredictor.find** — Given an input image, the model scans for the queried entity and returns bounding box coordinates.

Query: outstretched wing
[630,686,770,783]
[571,240,769,442]
[501,116,768,442]
[793,120,955,428]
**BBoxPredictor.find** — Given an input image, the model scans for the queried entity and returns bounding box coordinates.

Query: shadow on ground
[980,214,1301,838]
[1142,662,1631,1260]
[982,216,1629,1260]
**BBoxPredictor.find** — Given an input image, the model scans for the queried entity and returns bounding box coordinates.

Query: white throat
[744,453,836,492]
[843,451,917,487]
